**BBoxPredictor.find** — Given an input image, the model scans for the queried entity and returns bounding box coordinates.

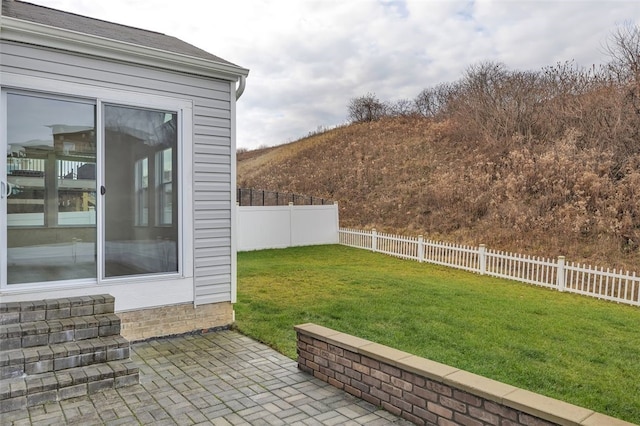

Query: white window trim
[1,73,194,301]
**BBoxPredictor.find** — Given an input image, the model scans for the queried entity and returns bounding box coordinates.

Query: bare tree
[347,93,387,123]
[388,98,416,117]
[414,82,458,118]
[603,23,640,156]
[604,22,640,85]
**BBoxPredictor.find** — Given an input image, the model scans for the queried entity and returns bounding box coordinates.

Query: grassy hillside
[238,26,640,271]
[237,116,640,271]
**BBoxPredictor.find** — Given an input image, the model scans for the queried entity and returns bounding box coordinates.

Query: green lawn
[235,245,640,424]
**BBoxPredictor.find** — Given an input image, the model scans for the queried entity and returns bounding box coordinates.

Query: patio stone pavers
[1,330,413,425]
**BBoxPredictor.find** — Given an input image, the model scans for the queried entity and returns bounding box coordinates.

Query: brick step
[0,295,115,325]
[0,313,121,351]
[0,358,139,412]
[1,335,131,380]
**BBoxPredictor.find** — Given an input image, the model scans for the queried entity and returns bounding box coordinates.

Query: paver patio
[1,330,413,425]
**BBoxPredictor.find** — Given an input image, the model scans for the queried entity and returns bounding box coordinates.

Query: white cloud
[24,0,640,149]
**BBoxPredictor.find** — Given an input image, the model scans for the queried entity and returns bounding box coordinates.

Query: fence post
[557,256,566,292]
[417,235,424,262]
[289,202,294,247]
[334,202,340,244]
[479,244,486,275]
[371,229,377,252]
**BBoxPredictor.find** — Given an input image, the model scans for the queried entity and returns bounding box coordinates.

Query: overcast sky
[26,0,640,150]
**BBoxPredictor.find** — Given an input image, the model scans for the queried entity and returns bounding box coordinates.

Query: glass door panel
[103,104,178,278]
[6,93,96,284]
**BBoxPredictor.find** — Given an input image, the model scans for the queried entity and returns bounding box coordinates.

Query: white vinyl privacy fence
[339,228,639,307]
[238,203,339,251]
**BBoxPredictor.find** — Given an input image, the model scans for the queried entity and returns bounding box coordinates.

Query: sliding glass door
[103,104,178,278]
[2,91,180,286]
[5,93,96,284]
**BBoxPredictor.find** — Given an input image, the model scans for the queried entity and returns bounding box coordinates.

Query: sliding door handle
[100,186,106,195]
[0,181,9,199]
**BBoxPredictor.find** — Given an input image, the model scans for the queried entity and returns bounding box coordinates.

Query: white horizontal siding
[195,238,231,251]
[194,218,231,229]
[195,153,231,165]
[195,105,231,120]
[195,247,231,258]
[194,189,231,204]
[195,228,231,240]
[195,251,230,263]
[195,270,232,303]
[193,171,231,182]
[2,40,234,306]
[2,43,231,100]
[194,143,231,156]
[195,289,231,305]
[193,91,233,304]
[195,127,231,138]
[197,116,231,128]
[194,210,230,221]
[195,200,231,210]
[196,264,231,276]
[194,181,231,193]
[194,164,232,175]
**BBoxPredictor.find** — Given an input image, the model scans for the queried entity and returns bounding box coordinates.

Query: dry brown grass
[238,26,640,271]
[237,115,640,271]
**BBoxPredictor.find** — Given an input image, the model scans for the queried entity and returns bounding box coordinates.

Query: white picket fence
[339,228,640,307]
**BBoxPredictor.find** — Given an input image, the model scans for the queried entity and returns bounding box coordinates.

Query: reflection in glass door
[5,93,96,284]
[103,104,178,278]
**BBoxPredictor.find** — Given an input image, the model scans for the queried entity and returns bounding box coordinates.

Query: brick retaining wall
[119,302,233,341]
[295,323,633,426]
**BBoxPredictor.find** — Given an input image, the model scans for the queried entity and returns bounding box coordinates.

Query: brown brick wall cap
[442,370,517,404]
[503,389,595,426]
[295,323,636,426]
[397,355,459,382]
[581,412,637,426]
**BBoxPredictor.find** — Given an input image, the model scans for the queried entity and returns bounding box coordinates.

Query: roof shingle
[2,0,238,67]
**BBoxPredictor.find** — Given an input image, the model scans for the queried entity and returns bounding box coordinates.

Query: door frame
[1,73,194,293]
[0,89,7,288]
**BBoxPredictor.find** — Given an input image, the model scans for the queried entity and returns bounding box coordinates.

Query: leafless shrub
[441,61,550,145]
[387,98,417,117]
[413,82,459,118]
[347,93,387,123]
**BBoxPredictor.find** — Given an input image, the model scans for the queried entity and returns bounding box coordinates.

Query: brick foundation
[119,302,233,341]
[295,323,633,426]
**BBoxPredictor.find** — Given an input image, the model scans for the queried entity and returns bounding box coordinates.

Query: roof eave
[0,15,250,81]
